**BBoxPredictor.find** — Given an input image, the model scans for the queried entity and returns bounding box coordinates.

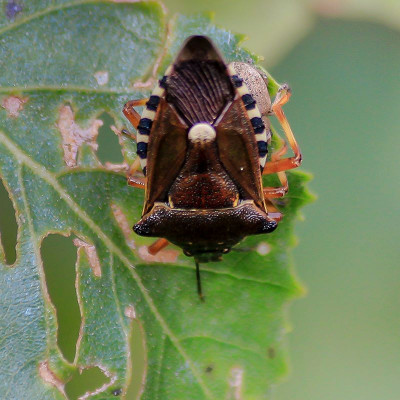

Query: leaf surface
[0,2,312,399]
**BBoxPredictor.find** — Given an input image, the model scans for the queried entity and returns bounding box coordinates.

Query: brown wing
[216,97,266,211]
[143,99,188,215]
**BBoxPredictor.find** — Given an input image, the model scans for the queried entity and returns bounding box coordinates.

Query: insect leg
[123,98,149,129]
[127,158,145,190]
[263,142,289,198]
[121,128,136,141]
[127,176,145,189]
[263,197,283,222]
[147,238,169,255]
[195,261,205,302]
[262,85,302,174]
[263,172,288,198]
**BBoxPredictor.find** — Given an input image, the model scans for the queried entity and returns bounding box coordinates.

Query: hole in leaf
[126,318,147,399]
[97,112,124,164]
[65,367,109,400]
[0,178,17,265]
[41,234,80,362]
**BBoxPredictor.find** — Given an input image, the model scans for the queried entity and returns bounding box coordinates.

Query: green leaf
[0,2,312,399]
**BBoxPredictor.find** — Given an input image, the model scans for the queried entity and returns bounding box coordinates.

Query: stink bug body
[123,36,302,299]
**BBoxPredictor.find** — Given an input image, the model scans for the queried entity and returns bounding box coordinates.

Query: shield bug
[123,36,302,300]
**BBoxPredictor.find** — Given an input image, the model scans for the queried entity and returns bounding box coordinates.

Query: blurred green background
[1,0,399,399]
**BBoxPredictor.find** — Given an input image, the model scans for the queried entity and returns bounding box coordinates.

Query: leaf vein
[138,263,293,291]
[0,85,131,95]
[0,315,41,345]
[110,253,132,387]
[179,335,266,359]
[0,131,214,399]
[3,356,39,399]
[154,335,166,400]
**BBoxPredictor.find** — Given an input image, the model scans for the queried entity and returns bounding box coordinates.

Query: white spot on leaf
[2,95,27,117]
[57,105,103,168]
[94,71,109,86]
[256,242,271,256]
[124,305,136,319]
[228,367,244,400]
[105,162,129,172]
[73,238,102,277]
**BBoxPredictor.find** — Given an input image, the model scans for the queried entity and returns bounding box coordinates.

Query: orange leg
[263,141,289,198]
[264,197,283,222]
[263,138,288,219]
[128,176,145,189]
[148,238,170,255]
[123,98,149,129]
[127,157,145,189]
[262,85,302,175]
[124,101,169,258]
[263,171,288,198]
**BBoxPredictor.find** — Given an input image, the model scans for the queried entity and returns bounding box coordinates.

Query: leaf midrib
[0,130,214,399]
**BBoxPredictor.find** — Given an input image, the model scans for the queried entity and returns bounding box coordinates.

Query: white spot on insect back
[188,123,216,143]
[94,71,109,86]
